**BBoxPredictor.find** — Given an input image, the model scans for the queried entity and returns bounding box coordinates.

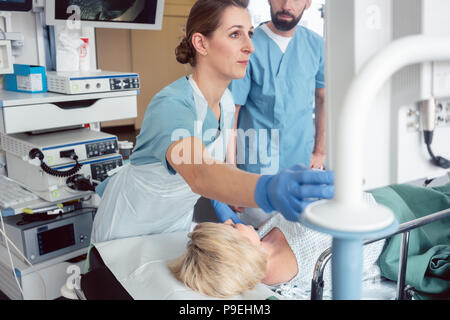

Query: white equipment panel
[0,90,138,134]
[6,152,123,202]
[47,70,140,95]
[1,128,118,166]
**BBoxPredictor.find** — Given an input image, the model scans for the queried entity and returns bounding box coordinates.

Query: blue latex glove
[254,164,334,222]
[210,199,245,224]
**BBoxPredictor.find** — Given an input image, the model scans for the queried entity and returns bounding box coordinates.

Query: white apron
[91,76,235,243]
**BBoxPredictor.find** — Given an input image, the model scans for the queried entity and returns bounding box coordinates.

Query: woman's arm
[167,136,335,221]
[167,136,259,208]
[225,104,241,166]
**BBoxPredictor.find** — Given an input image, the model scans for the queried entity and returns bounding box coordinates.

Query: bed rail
[310,207,450,300]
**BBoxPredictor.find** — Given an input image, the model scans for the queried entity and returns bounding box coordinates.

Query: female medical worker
[90,0,334,244]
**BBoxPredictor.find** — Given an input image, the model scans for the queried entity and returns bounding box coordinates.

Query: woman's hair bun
[175,37,196,66]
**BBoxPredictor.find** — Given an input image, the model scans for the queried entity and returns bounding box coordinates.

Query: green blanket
[370,182,450,300]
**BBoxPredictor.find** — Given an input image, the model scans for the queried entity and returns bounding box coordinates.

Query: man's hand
[309,151,326,170]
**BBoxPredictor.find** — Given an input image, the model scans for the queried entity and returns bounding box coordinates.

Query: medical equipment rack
[310,207,450,300]
[0,85,138,299]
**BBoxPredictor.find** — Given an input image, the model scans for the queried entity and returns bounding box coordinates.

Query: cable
[424,136,450,169]
[0,214,23,298]
[29,148,83,178]
[66,174,96,192]
[421,98,450,169]
[423,177,435,187]
[0,214,47,299]
[0,215,47,299]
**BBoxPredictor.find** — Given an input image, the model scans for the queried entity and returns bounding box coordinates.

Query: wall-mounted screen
[0,0,32,11]
[45,0,165,30]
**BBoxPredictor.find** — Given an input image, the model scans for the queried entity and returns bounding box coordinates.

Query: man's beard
[270,8,304,31]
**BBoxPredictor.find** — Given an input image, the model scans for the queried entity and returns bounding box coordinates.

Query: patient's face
[224,219,261,247]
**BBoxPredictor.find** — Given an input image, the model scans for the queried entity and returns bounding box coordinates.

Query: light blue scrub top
[96,76,230,195]
[230,24,325,174]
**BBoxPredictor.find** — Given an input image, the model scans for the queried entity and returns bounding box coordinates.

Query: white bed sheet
[94,231,398,300]
[94,231,282,300]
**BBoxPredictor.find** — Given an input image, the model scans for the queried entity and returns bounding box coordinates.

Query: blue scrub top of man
[230,24,324,174]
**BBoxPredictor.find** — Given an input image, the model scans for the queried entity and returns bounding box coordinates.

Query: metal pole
[396,231,410,300]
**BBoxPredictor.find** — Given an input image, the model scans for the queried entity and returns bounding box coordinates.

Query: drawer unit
[0,90,138,134]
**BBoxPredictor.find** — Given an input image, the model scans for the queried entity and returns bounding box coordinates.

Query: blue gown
[230,24,325,174]
[91,76,235,243]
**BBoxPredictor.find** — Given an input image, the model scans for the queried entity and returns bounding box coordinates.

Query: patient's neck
[260,228,298,286]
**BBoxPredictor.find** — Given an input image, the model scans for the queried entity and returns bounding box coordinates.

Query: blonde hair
[168,222,267,298]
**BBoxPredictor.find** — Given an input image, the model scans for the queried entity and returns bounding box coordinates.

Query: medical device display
[46,70,140,95]
[0,208,94,264]
[45,0,165,30]
[1,128,119,167]
[0,0,32,12]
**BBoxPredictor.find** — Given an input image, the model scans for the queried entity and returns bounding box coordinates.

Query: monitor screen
[45,0,165,30]
[37,224,75,255]
[0,0,32,11]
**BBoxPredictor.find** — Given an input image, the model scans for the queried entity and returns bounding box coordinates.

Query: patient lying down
[169,212,385,298]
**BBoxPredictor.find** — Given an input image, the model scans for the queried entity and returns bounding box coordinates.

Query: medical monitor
[325,0,450,189]
[45,0,165,30]
[0,0,32,11]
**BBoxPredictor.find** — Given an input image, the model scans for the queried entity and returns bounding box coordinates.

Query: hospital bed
[70,209,440,300]
[76,231,283,300]
[75,231,393,300]
[73,200,448,300]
